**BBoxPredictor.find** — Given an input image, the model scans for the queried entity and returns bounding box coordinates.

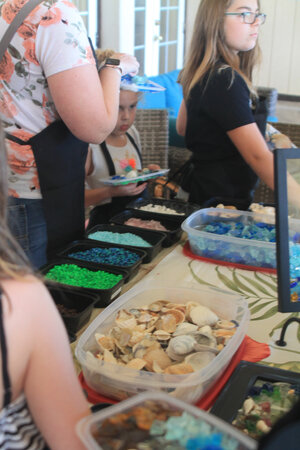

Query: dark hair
[0,121,32,279]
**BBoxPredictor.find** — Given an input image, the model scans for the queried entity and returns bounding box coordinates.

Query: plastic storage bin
[126,197,199,220]
[86,224,166,263]
[110,209,183,247]
[182,208,300,269]
[75,286,249,404]
[41,258,125,307]
[48,285,97,334]
[57,240,146,283]
[76,391,257,450]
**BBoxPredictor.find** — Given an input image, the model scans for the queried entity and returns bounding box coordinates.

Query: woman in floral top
[0,0,139,268]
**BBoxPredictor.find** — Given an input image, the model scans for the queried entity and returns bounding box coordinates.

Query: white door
[134,0,185,76]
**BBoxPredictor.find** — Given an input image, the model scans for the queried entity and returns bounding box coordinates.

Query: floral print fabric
[0,0,95,198]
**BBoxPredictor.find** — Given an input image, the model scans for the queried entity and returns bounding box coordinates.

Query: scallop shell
[164,363,194,375]
[95,333,115,352]
[143,348,172,371]
[184,351,215,371]
[156,314,177,333]
[173,322,198,337]
[103,349,118,364]
[162,308,185,324]
[126,358,147,370]
[153,330,171,341]
[115,310,137,329]
[152,360,164,373]
[137,311,157,323]
[117,328,133,347]
[189,305,218,327]
[167,335,196,356]
[215,320,237,330]
[148,300,168,312]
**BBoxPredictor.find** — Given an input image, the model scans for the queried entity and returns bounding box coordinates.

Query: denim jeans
[8,197,47,269]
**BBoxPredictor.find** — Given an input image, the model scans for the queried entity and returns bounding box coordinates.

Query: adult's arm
[176,99,187,136]
[47,53,139,144]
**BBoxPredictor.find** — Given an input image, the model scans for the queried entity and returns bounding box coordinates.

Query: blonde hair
[178,0,261,100]
[0,122,32,280]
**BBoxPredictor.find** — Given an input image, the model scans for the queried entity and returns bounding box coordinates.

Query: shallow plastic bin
[75,286,249,404]
[57,240,146,283]
[110,209,183,247]
[86,224,166,263]
[126,197,199,219]
[76,391,257,450]
[48,285,97,334]
[182,208,300,269]
[41,258,125,307]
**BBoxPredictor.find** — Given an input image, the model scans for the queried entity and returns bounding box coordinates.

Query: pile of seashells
[88,300,238,375]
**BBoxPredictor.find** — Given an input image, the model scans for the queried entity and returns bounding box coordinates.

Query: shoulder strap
[0,291,12,407]
[0,0,43,62]
[126,132,143,165]
[100,142,116,176]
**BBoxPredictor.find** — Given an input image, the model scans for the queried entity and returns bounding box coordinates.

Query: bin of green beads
[57,240,147,283]
[41,258,125,307]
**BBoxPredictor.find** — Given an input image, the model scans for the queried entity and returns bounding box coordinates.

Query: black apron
[87,133,147,228]
[173,95,269,209]
[6,121,88,258]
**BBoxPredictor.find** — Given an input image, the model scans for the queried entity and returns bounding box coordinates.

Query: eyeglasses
[225,12,267,25]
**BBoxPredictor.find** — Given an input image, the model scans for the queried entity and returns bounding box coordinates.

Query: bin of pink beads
[75,286,249,404]
[76,391,257,450]
[182,208,300,269]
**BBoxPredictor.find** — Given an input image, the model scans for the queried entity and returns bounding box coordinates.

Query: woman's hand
[112,53,139,77]
[111,182,147,197]
[148,164,161,171]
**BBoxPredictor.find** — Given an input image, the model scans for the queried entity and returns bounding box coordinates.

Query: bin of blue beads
[182,208,300,269]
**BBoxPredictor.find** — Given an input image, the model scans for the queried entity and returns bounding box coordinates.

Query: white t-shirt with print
[0,0,95,199]
[85,125,142,206]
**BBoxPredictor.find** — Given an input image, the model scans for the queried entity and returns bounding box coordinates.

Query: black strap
[5,132,28,145]
[0,291,12,407]
[0,0,43,62]
[99,132,143,177]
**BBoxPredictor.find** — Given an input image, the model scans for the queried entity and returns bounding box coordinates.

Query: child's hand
[111,182,147,197]
[148,164,161,171]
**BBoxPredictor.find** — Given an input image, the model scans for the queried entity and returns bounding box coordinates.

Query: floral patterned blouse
[0,0,95,199]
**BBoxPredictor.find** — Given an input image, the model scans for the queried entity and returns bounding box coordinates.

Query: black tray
[86,224,165,263]
[211,361,300,424]
[41,258,125,307]
[48,285,97,334]
[57,240,146,284]
[109,209,183,247]
[126,197,199,220]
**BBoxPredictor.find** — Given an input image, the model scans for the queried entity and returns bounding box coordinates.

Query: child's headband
[120,74,166,93]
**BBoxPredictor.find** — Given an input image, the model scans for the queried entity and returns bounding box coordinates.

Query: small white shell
[173,322,198,337]
[167,335,196,356]
[189,305,218,327]
[184,351,215,371]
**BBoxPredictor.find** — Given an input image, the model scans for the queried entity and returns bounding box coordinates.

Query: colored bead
[88,231,151,247]
[68,247,140,267]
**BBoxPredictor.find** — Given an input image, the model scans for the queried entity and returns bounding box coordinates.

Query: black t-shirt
[183,67,261,206]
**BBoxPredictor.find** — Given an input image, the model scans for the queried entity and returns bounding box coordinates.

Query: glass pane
[135,0,146,6]
[135,10,145,46]
[135,48,145,75]
[170,0,179,6]
[168,43,177,71]
[80,14,88,30]
[161,0,168,6]
[74,0,88,11]
[159,46,166,73]
[160,10,167,41]
[169,9,178,40]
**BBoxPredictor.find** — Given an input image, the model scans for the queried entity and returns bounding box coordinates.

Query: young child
[176,0,282,209]
[85,52,159,228]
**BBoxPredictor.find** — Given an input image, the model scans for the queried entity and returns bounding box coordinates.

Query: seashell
[117,328,132,347]
[156,314,177,333]
[132,339,160,359]
[128,330,145,347]
[189,305,218,327]
[186,302,200,320]
[193,343,219,354]
[243,397,255,415]
[86,350,99,363]
[146,317,159,328]
[199,325,212,335]
[215,320,237,330]
[115,310,137,329]
[193,331,217,348]
[95,333,115,352]
[153,330,171,341]
[162,308,185,324]
[137,311,157,323]
[173,322,198,337]
[167,335,196,356]
[164,363,194,375]
[213,329,236,338]
[143,348,172,371]
[126,358,147,370]
[152,360,164,373]
[128,308,141,316]
[184,351,215,371]
[148,300,168,312]
[120,354,132,364]
[103,349,118,364]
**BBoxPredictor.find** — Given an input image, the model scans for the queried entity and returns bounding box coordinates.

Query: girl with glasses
[176,0,273,209]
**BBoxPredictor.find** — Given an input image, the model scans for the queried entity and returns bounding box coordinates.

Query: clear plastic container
[182,208,300,269]
[75,286,249,404]
[76,391,257,450]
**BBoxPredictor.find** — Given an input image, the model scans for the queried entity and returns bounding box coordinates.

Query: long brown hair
[0,121,32,280]
[179,0,261,100]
